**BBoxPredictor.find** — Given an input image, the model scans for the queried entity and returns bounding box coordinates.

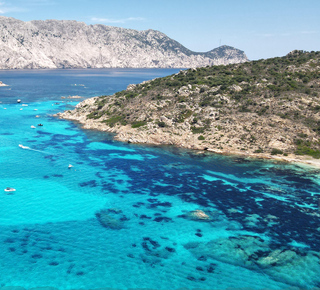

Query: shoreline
[56,108,320,170]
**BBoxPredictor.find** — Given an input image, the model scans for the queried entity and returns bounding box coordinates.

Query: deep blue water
[0,69,320,289]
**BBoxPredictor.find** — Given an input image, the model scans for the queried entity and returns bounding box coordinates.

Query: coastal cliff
[57,50,320,166]
[0,17,247,69]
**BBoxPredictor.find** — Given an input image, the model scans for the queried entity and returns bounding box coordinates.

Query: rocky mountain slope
[57,50,320,164]
[0,17,247,69]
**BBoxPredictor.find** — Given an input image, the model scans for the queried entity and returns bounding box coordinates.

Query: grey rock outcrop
[184,235,320,288]
[0,16,248,69]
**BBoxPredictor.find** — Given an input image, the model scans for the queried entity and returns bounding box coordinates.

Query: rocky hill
[57,50,320,165]
[0,17,247,69]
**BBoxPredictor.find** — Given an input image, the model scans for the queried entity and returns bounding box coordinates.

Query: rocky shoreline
[56,51,320,169]
[56,96,320,169]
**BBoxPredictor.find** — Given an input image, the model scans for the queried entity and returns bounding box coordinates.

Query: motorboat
[19,144,30,149]
[38,123,43,126]
[31,125,36,129]
[17,99,21,103]
[68,164,73,169]
[4,187,16,193]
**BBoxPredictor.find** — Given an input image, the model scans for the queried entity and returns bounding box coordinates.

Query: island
[57,50,320,167]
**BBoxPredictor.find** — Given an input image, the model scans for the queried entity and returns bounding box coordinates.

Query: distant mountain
[0,17,248,69]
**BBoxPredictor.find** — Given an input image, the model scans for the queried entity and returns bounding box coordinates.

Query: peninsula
[57,50,320,167]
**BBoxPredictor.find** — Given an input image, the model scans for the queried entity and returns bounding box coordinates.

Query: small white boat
[17,99,21,103]
[19,144,30,149]
[4,187,16,193]
[31,125,36,129]
[68,164,73,169]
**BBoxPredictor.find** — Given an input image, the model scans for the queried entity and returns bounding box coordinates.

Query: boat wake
[19,144,47,154]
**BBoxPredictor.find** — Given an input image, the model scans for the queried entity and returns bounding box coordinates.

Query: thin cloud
[300,30,317,35]
[256,30,318,38]
[0,2,25,14]
[258,33,275,38]
[0,1,7,13]
[0,0,55,14]
[91,17,145,24]
[26,0,56,6]
[280,32,293,37]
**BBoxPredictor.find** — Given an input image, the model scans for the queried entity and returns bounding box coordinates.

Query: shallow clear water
[0,69,320,289]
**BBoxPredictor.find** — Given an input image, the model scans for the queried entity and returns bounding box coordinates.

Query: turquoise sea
[0,69,320,289]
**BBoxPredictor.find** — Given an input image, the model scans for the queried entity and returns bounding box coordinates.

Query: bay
[0,69,320,289]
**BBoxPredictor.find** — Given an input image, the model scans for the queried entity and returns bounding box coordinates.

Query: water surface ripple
[0,69,320,289]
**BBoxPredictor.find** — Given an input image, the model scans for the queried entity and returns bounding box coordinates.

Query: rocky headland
[57,50,320,167]
[0,16,247,69]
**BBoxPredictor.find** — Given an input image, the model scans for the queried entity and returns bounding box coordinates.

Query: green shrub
[198,135,205,140]
[254,149,264,153]
[295,145,320,158]
[131,121,147,128]
[191,126,205,134]
[125,92,137,99]
[103,116,125,127]
[271,148,283,155]
[297,133,308,138]
[239,106,251,113]
[87,111,104,119]
[176,110,193,123]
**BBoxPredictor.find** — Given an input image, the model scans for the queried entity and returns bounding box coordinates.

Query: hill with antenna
[0,17,248,69]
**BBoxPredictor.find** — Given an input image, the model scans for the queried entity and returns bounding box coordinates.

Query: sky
[0,0,319,60]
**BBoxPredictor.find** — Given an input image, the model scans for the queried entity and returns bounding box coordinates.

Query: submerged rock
[184,235,320,288]
[180,209,223,222]
[95,208,128,229]
[190,210,211,220]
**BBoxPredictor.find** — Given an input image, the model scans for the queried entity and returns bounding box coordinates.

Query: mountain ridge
[0,16,248,69]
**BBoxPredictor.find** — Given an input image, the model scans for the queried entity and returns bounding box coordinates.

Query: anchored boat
[4,187,16,193]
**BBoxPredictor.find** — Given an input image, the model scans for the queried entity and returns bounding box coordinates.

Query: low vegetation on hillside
[65,50,320,158]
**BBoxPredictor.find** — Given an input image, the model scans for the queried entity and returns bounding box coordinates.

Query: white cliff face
[0,17,248,69]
